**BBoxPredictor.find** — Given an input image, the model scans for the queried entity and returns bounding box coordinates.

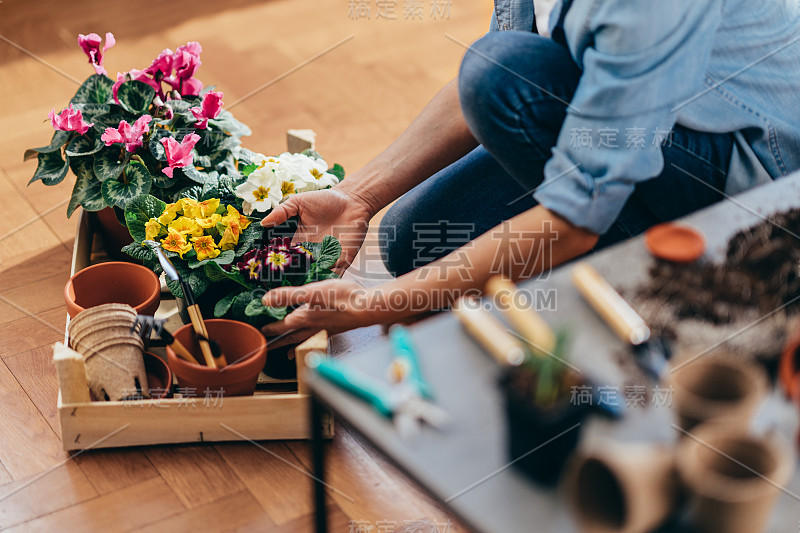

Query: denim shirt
[490,0,800,234]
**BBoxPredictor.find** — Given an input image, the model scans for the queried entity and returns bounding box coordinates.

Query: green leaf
[124,194,167,242]
[149,129,170,162]
[178,165,207,184]
[207,110,252,137]
[71,74,114,105]
[328,163,345,181]
[244,299,287,320]
[187,249,235,269]
[315,235,342,270]
[101,160,153,209]
[73,103,111,120]
[214,290,242,318]
[29,150,69,186]
[203,261,252,288]
[121,241,157,262]
[242,163,258,177]
[116,80,156,115]
[66,134,103,157]
[93,147,130,182]
[67,159,106,216]
[193,149,229,168]
[173,185,203,201]
[301,149,322,159]
[166,99,193,113]
[92,111,133,133]
[24,130,70,161]
[304,263,340,284]
[233,223,262,259]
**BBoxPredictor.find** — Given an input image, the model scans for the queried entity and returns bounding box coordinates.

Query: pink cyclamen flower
[161,133,200,178]
[48,104,93,135]
[77,32,115,76]
[100,115,152,152]
[165,42,203,96]
[190,91,223,129]
[145,48,174,79]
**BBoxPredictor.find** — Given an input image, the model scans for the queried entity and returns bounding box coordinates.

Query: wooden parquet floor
[0,0,490,530]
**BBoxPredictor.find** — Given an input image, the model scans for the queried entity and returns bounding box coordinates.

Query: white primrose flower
[235,166,283,215]
[275,152,339,193]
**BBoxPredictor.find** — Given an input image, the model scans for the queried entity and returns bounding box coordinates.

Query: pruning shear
[308,325,450,441]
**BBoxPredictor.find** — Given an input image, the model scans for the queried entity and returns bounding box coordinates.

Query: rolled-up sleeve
[533,0,723,234]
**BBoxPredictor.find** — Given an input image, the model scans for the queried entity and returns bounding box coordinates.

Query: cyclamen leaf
[101,160,153,209]
[165,99,193,113]
[24,130,70,161]
[73,103,111,120]
[29,150,69,186]
[179,165,206,184]
[93,147,130,182]
[71,74,114,105]
[116,80,156,115]
[124,193,166,243]
[67,159,105,217]
[66,134,103,157]
[149,129,170,162]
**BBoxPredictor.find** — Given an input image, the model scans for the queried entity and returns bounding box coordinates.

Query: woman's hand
[260,187,374,274]
[260,279,374,348]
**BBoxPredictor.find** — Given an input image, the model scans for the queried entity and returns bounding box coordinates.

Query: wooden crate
[57,184,333,451]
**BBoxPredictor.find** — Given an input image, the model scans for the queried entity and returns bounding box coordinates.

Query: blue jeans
[380,32,733,277]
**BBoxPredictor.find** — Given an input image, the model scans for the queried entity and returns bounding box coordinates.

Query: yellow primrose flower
[225,204,251,231]
[184,198,219,219]
[169,216,203,238]
[218,225,240,251]
[161,228,192,258]
[157,205,178,225]
[195,213,222,230]
[192,234,220,261]
[144,218,162,241]
[221,216,242,241]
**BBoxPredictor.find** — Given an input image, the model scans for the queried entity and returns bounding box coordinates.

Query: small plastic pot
[501,369,590,486]
[166,319,267,397]
[64,262,160,318]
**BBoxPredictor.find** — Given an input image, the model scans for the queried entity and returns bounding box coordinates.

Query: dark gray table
[306,174,800,533]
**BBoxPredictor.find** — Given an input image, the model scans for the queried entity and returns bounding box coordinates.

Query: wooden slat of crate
[57,209,333,450]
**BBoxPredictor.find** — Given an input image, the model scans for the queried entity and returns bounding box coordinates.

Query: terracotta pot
[676,425,794,533]
[91,207,134,260]
[64,262,161,318]
[144,352,172,399]
[669,357,766,432]
[566,441,681,533]
[779,329,800,400]
[166,319,267,396]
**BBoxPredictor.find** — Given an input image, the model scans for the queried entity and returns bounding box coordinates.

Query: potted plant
[501,332,592,486]
[24,33,254,257]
